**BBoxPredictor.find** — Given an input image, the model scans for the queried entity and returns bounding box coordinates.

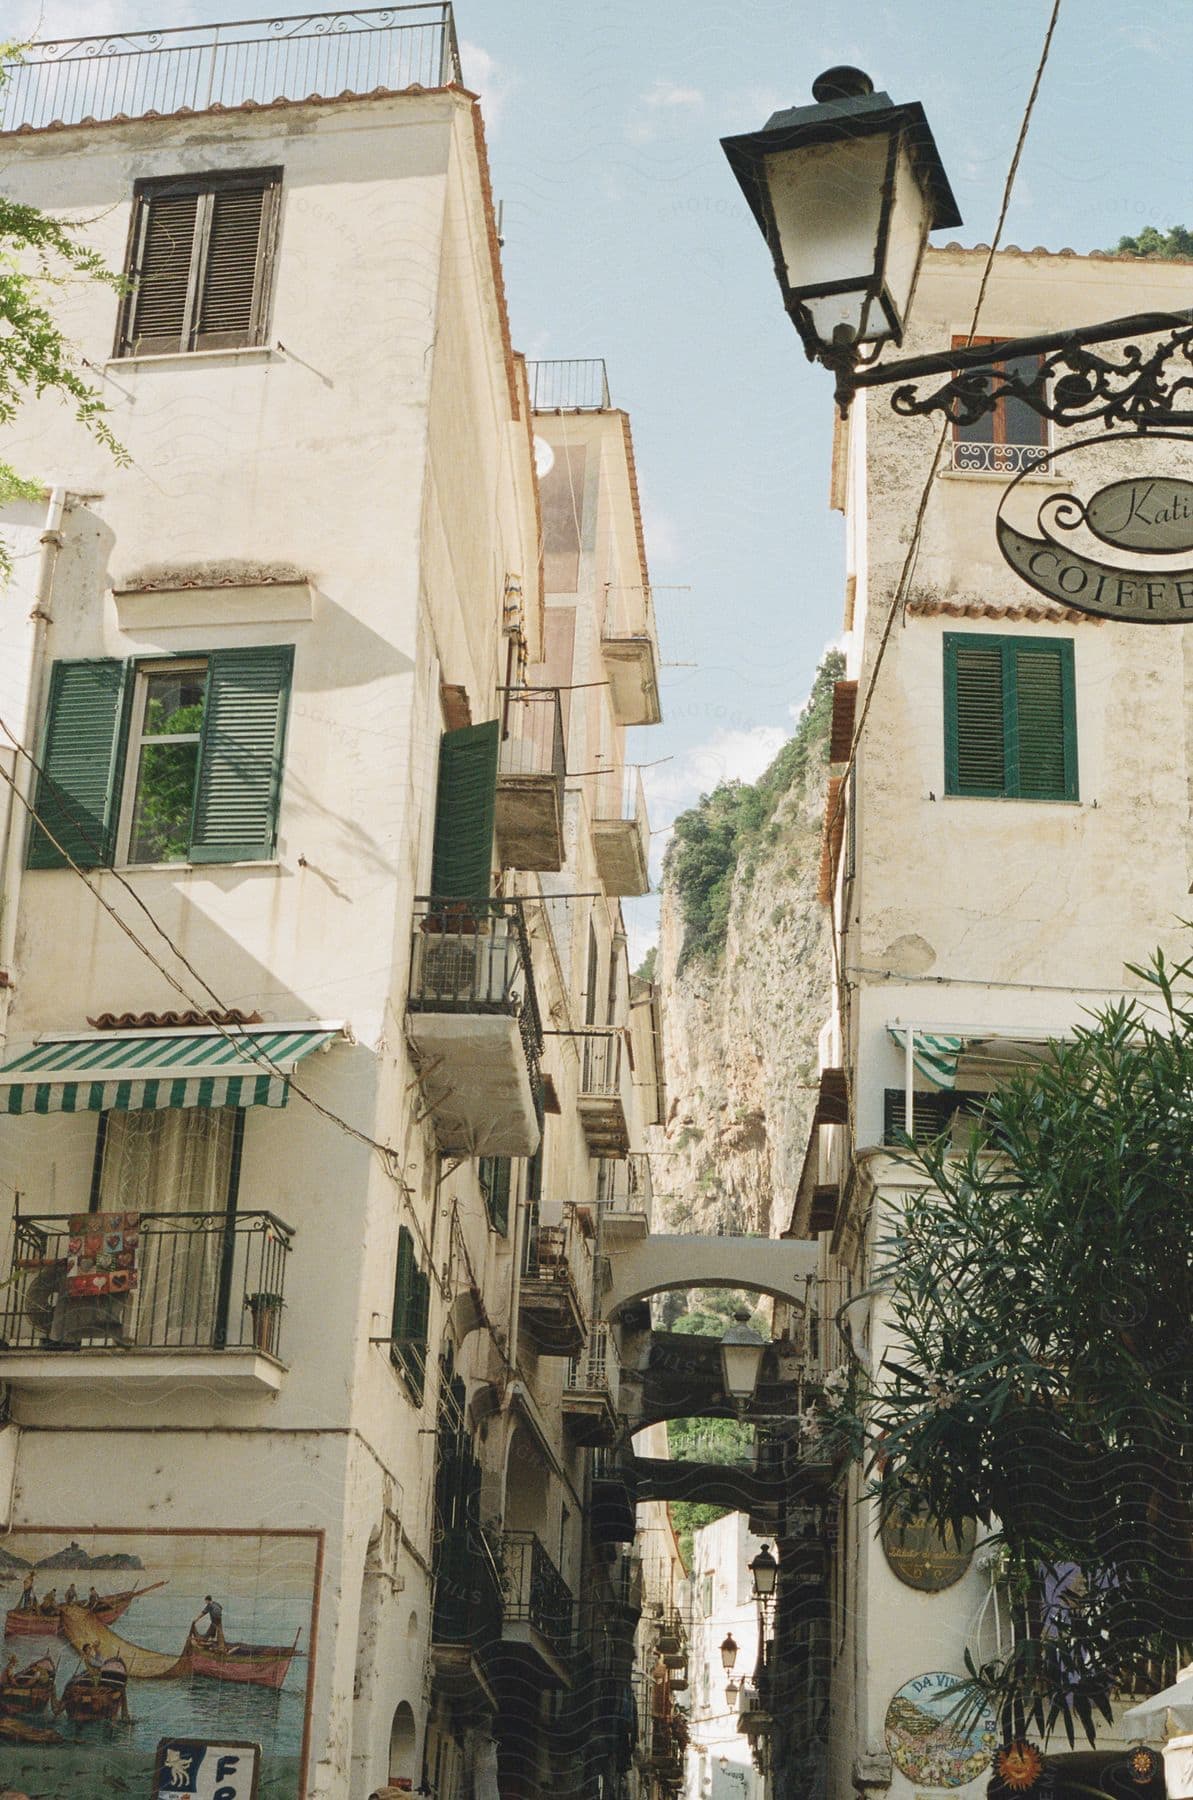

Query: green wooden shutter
[28,660,130,869]
[1013,643,1076,800]
[190,645,293,863]
[945,637,1005,795]
[391,1224,415,1346]
[407,1266,431,1403]
[127,192,199,353]
[430,721,499,899]
[480,1157,511,1235]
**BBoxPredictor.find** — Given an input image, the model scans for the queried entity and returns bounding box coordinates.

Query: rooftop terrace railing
[0,6,461,134]
[528,359,612,412]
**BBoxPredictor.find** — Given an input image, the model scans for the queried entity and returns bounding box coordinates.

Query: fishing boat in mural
[4,1580,164,1640]
[59,1605,303,1691]
[0,1652,56,1716]
[178,1625,302,1690]
[56,1654,130,1723]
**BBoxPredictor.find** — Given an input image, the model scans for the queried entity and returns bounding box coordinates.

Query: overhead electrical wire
[821,0,1065,1140]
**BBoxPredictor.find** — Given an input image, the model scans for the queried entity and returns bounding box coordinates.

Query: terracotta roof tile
[905,598,1101,624]
[86,1009,264,1031]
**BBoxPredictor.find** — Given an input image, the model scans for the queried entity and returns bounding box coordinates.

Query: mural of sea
[0,1527,320,1800]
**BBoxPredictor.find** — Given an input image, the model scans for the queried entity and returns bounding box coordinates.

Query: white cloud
[641,499,681,567]
[644,80,704,109]
[460,39,515,134]
[641,723,788,872]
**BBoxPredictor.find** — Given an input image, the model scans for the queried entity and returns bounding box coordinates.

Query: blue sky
[13,1,1193,953]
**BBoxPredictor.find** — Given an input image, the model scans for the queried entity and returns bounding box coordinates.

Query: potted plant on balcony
[246,1290,285,1357]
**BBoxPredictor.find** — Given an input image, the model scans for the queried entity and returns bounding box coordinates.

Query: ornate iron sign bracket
[836,308,1193,432]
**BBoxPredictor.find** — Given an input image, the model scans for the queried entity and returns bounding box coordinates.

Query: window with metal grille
[882,1088,988,1145]
[116,169,281,357]
[944,634,1077,801]
[949,336,1048,474]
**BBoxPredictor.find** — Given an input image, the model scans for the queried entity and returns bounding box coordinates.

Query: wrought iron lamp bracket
[833,308,1193,436]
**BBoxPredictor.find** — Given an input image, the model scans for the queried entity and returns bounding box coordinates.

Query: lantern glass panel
[764,131,891,344]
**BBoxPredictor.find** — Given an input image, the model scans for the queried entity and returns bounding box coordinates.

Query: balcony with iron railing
[407,897,543,1157]
[527,359,611,413]
[500,1528,574,1686]
[430,1522,503,1699]
[600,1151,652,1242]
[579,1028,634,1156]
[602,584,662,727]
[0,1207,293,1396]
[563,1321,618,1445]
[0,6,462,135]
[518,1205,588,1354]
[495,686,566,872]
[593,768,651,898]
[591,1445,638,1546]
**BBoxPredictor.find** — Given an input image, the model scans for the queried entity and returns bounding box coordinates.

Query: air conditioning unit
[415,924,519,1005]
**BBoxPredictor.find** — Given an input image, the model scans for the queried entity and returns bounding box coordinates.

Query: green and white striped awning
[0,1024,343,1115]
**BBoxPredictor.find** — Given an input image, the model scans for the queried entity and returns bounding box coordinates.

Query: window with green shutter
[430,721,499,899]
[27,649,293,871]
[478,1156,512,1235]
[390,1224,430,1404]
[944,634,1076,801]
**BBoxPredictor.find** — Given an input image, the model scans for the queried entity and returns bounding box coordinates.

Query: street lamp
[719,1310,767,1409]
[719,1631,739,1672]
[722,67,1193,436]
[749,1543,779,1603]
[721,66,960,369]
[724,1677,740,1707]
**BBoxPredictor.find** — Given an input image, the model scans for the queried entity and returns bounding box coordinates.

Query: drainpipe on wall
[0,486,68,1024]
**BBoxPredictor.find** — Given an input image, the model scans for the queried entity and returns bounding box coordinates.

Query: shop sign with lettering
[996,444,1193,623]
[152,1738,261,1800]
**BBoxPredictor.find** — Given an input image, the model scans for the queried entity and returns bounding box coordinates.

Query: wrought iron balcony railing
[501,1529,574,1654]
[581,1029,627,1100]
[565,1321,614,1398]
[948,440,1050,476]
[498,686,566,786]
[527,358,611,412]
[0,1208,293,1357]
[0,6,462,134]
[409,896,544,1102]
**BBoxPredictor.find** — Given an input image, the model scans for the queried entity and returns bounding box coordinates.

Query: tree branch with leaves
[0,45,127,571]
[837,943,1193,1743]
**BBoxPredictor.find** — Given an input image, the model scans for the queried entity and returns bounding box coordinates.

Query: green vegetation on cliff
[664,649,844,971]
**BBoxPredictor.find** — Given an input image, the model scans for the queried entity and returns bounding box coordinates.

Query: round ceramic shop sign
[884,1671,997,1789]
[880,1507,976,1592]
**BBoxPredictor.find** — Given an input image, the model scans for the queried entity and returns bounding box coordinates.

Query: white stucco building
[685,1513,766,1800]
[788,246,1193,1800]
[0,13,665,1798]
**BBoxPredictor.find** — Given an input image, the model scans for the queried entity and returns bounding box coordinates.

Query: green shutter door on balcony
[28,660,130,869]
[430,721,499,898]
[190,645,293,863]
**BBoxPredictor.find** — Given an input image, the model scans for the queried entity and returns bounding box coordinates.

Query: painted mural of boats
[0,1653,56,1716]
[4,1580,164,1640]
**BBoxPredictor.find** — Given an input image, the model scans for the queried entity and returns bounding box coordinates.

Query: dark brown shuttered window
[116,170,281,357]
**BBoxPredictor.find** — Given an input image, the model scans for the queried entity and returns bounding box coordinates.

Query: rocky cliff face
[653,657,839,1252]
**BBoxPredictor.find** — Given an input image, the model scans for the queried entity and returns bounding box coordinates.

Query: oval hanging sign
[1084,477,1193,553]
[880,1507,976,1592]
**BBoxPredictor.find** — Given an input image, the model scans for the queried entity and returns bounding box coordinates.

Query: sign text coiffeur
[997,475,1193,623]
